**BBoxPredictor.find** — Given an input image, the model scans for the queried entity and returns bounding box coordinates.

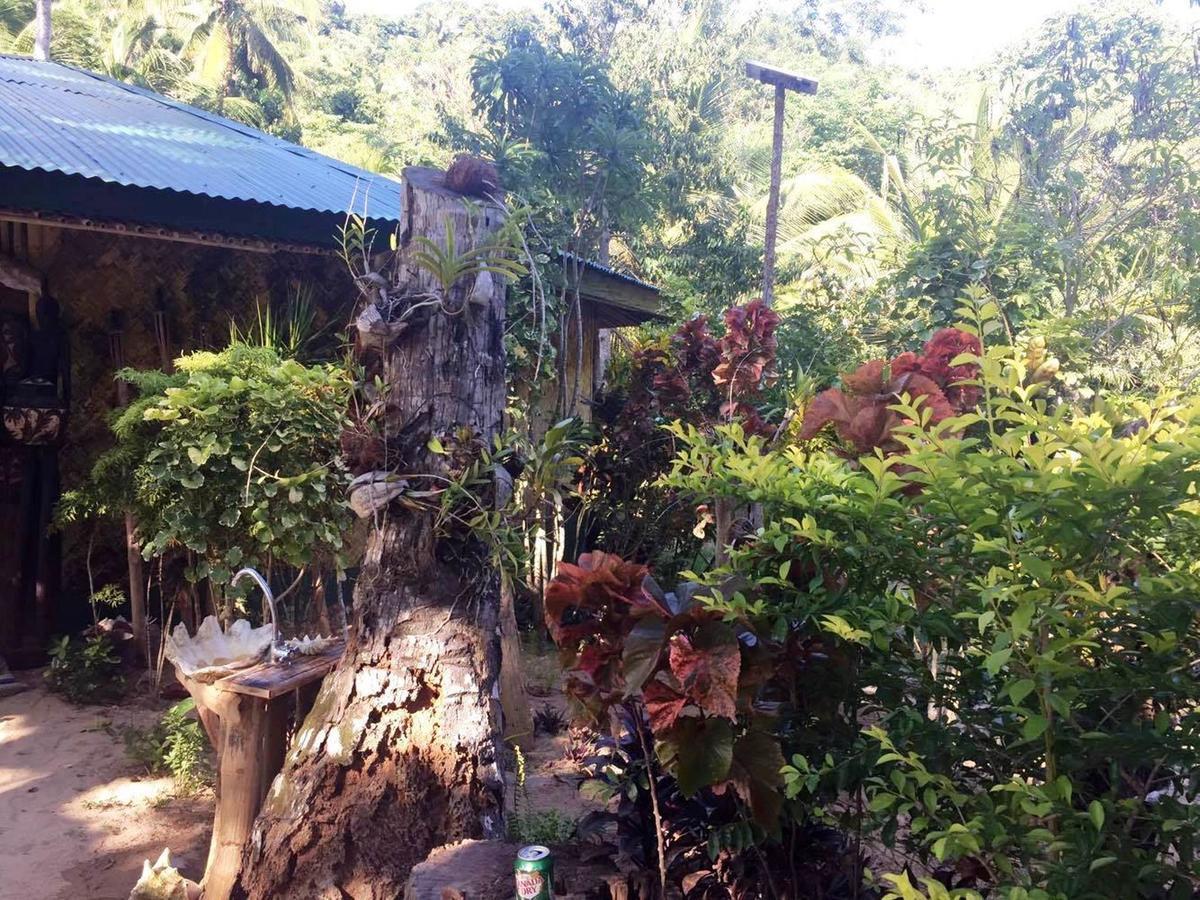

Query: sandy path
[0,677,213,900]
[0,650,589,899]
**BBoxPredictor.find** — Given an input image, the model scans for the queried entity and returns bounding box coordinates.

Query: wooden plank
[744,60,818,94]
[215,642,344,699]
[204,692,267,900]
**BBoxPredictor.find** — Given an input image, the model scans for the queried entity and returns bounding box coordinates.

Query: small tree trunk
[112,341,149,664]
[499,577,533,750]
[232,169,508,900]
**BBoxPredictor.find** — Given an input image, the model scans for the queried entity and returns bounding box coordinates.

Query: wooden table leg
[174,652,343,900]
[260,697,289,807]
[178,674,274,900]
[205,691,268,900]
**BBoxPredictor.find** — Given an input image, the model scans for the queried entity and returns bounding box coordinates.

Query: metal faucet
[232,567,279,662]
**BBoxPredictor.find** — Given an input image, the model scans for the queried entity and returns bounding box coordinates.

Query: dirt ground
[0,648,591,900]
[0,675,213,900]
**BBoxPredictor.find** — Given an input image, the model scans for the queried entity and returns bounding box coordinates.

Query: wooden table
[179,641,344,900]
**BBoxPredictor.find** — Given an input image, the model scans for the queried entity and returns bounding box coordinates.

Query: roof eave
[0,165,402,253]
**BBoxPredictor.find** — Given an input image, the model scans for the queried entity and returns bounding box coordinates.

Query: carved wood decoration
[0,254,41,296]
[0,245,65,666]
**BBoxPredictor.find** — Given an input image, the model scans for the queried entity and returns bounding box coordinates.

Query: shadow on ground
[0,676,212,900]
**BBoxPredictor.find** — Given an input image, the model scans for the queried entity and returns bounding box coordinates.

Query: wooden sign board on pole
[743,60,818,308]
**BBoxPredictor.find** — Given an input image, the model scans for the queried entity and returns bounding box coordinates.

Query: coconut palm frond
[180,3,219,53]
[194,21,231,88]
[747,168,880,240]
[242,18,295,97]
[215,93,265,126]
[0,0,33,49]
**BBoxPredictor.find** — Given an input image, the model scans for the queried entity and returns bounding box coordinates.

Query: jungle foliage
[551,299,1200,897]
[13,1,1200,895]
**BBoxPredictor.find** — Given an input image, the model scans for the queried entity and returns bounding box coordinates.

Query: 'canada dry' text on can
[514,845,554,900]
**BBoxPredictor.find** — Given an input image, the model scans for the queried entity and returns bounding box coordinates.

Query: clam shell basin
[165,616,275,683]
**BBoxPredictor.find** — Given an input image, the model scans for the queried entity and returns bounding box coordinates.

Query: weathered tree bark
[231,168,509,900]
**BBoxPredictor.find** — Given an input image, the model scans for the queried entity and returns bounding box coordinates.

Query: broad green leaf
[869,792,895,812]
[1022,715,1048,741]
[985,648,1012,675]
[1008,678,1036,705]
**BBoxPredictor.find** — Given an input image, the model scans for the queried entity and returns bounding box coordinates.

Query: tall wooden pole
[762,85,786,308]
[744,60,818,308]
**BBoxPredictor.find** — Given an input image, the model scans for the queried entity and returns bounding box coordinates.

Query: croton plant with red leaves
[545,551,786,824]
[608,299,781,448]
[799,327,982,455]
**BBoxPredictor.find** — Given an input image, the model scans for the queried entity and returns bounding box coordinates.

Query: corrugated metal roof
[562,251,659,294]
[0,54,403,220]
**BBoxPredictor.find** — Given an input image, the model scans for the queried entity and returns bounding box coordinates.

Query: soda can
[514,845,554,900]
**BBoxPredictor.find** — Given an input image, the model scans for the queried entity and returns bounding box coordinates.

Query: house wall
[0,220,355,662]
[0,217,648,659]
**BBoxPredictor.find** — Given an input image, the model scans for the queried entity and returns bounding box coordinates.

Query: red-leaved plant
[545,552,785,824]
[799,327,982,454]
[609,299,781,450]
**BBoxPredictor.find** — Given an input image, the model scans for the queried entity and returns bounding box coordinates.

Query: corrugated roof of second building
[0,54,403,218]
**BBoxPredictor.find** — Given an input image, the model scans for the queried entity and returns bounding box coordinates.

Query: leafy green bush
[661,309,1200,897]
[45,634,124,704]
[60,342,352,607]
[123,699,212,794]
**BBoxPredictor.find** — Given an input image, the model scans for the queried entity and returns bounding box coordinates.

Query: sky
[876,0,1199,70]
[343,0,1200,72]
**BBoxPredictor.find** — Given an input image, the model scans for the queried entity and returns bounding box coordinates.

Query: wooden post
[762,85,786,308]
[176,644,344,899]
[109,321,149,664]
[744,60,818,308]
[499,577,534,750]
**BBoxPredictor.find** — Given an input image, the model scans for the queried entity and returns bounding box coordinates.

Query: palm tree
[183,0,314,103]
[32,0,48,57]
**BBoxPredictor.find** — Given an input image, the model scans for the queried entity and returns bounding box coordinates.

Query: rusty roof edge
[560,250,661,294]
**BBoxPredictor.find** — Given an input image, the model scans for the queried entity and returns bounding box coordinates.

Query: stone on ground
[404,840,627,900]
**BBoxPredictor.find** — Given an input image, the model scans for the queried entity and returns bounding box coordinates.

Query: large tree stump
[232,168,510,899]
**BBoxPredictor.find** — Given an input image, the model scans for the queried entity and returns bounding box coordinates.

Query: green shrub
[45,634,124,704]
[58,342,353,607]
[661,311,1200,897]
[123,699,212,793]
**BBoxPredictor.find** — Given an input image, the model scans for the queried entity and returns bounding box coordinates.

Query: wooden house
[0,54,660,665]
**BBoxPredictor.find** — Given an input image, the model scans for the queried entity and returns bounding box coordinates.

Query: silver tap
[232,567,278,662]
